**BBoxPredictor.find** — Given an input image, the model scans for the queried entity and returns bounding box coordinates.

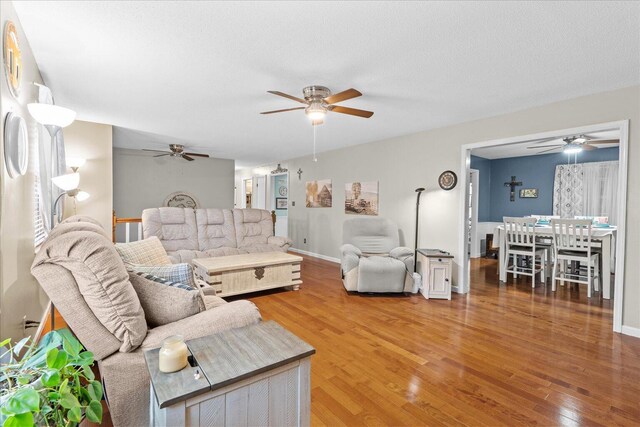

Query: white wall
[63,120,113,232]
[239,86,640,330]
[113,147,234,219]
[0,0,49,339]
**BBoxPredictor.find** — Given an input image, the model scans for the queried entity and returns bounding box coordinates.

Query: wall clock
[279,186,288,197]
[164,191,199,209]
[4,112,28,178]
[438,170,457,191]
[3,21,22,98]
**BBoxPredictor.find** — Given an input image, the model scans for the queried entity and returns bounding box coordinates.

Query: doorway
[243,178,253,208]
[458,120,629,333]
[270,172,289,237]
[468,169,479,258]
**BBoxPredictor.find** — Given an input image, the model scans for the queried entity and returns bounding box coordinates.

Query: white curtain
[553,163,584,218]
[583,161,619,225]
[36,84,67,232]
[553,160,619,224]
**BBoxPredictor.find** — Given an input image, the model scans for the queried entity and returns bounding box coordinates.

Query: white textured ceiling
[14,1,640,167]
[471,130,620,159]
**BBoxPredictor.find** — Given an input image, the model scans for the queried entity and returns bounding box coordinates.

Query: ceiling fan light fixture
[305,101,326,121]
[573,136,588,144]
[563,143,583,154]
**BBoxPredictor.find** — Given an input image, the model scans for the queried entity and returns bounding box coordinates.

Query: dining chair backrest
[504,217,537,248]
[550,219,593,253]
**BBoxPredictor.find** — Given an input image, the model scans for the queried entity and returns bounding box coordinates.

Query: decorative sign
[164,191,199,209]
[519,188,538,198]
[3,21,22,98]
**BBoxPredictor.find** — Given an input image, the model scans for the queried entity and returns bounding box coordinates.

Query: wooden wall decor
[3,21,22,98]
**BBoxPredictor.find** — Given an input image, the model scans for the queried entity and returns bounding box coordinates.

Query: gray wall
[239,85,639,330]
[113,147,234,222]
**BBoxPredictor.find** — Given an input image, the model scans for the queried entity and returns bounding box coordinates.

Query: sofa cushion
[357,256,406,293]
[128,272,203,328]
[115,236,172,267]
[233,208,274,248]
[243,244,287,254]
[196,209,237,250]
[131,263,197,289]
[32,230,147,353]
[142,207,198,252]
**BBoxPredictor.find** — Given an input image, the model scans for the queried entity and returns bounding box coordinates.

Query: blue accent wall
[471,147,618,222]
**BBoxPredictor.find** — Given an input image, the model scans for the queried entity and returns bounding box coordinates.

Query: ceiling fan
[142,144,210,161]
[527,134,619,155]
[260,86,374,125]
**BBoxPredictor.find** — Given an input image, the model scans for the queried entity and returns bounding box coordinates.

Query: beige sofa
[31,216,262,427]
[142,207,292,263]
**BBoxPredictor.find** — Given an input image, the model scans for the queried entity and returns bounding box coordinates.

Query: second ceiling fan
[261,86,374,125]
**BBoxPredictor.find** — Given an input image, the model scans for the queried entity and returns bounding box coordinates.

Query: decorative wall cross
[504,176,522,202]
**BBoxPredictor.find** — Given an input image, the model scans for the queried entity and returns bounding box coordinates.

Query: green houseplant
[0,329,103,427]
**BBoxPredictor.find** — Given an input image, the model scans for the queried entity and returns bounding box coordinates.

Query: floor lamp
[414,187,425,272]
[27,102,76,331]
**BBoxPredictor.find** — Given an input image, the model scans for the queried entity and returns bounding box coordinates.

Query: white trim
[289,248,340,264]
[458,120,629,334]
[621,325,640,339]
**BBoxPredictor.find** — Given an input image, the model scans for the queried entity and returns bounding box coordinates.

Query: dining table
[492,224,617,299]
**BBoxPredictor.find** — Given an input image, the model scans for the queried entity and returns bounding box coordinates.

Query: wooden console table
[145,321,315,427]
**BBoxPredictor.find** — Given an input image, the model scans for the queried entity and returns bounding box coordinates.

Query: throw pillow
[131,270,193,291]
[131,263,197,289]
[115,236,171,267]
[128,272,203,328]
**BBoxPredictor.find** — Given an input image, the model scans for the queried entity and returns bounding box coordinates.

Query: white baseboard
[289,248,340,264]
[621,325,640,339]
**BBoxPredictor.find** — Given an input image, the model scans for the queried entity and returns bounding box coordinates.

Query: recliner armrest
[340,244,362,257]
[389,246,415,272]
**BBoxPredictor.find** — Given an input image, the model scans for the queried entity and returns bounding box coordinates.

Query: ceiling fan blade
[153,154,170,157]
[260,107,306,115]
[588,139,619,144]
[324,88,362,104]
[267,91,308,105]
[182,154,195,161]
[184,152,210,158]
[143,149,171,153]
[527,145,563,149]
[536,147,562,154]
[582,144,597,151]
[329,105,374,118]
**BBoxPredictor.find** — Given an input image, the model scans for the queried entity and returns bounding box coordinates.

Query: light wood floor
[241,255,640,426]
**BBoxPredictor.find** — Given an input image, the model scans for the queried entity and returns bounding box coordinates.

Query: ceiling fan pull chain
[313,124,318,162]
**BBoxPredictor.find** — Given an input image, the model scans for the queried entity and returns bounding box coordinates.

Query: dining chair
[503,217,548,287]
[550,219,600,298]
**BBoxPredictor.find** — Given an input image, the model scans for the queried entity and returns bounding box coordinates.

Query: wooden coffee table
[192,252,302,297]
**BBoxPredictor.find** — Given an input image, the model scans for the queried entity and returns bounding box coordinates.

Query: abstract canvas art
[306,179,332,207]
[345,181,378,215]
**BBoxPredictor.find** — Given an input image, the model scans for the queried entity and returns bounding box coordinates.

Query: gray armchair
[340,218,414,293]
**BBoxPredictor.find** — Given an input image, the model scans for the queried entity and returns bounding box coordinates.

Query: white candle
[159,335,188,373]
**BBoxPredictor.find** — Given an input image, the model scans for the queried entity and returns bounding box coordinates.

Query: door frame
[468,169,480,259]
[457,120,629,333]
[270,172,289,236]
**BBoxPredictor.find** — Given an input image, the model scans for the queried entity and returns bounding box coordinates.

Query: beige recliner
[31,216,262,427]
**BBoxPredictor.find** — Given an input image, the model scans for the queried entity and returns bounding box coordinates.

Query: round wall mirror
[4,112,28,178]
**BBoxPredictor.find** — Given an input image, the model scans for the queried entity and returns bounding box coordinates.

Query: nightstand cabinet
[417,249,454,300]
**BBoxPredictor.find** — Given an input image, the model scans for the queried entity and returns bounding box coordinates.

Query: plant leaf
[59,329,83,358]
[16,374,31,385]
[82,365,95,381]
[0,337,11,347]
[45,348,67,370]
[41,369,61,387]
[59,391,80,409]
[41,405,53,415]
[86,400,103,423]
[3,412,34,427]
[48,391,60,401]
[12,337,30,357]
[87,381,103,402]
[76,351,94,366]
[67,406,82,423]
[4,387,40,414]
[59,378,69,394]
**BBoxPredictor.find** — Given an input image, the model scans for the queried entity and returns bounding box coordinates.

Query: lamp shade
[75,191,90,202]
[27,103,76,128]
[52,172,80,191]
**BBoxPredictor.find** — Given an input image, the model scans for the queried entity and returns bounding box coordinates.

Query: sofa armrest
[267,235,293,248]
[390,246,415,272]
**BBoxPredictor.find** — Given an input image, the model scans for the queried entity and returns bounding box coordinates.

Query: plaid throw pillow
[115,237,171,267]
[131,263,197,289]
[131,270,194,292]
